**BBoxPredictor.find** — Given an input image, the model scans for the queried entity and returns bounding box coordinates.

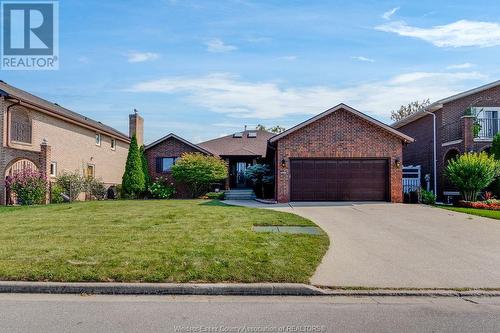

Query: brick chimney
[129,110,144,147]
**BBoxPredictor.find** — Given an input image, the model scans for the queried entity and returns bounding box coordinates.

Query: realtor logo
[1,0,59,70]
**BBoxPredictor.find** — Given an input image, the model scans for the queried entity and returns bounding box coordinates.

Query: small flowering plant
[148,177,175,199]
[6,169,47,205]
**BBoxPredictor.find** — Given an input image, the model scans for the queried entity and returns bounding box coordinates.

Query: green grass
[0,200,328,283]
[438,205,500,220]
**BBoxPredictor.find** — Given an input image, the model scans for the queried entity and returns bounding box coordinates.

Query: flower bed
[458,199,500,210]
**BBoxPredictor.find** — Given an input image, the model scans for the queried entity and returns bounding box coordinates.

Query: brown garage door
[290,159,389,201]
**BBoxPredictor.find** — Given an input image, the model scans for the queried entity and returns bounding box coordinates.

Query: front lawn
[438,205,500,220]
[0,200,328,283]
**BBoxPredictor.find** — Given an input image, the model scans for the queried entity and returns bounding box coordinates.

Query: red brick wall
[275,108,404,203]
[145,137,205,198]
[397,112,435,188]
[398,84,500,199]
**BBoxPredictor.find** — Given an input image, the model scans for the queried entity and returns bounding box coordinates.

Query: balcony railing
[476,118,500,139]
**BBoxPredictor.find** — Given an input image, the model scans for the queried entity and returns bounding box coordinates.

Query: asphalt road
[0,294,499,332]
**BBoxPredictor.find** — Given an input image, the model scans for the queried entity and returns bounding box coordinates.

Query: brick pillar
[39,140,51,204]
[462,115,474,152]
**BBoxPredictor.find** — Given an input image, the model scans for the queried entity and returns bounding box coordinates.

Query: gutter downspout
[423,110,437,195]
[5,98,20,148]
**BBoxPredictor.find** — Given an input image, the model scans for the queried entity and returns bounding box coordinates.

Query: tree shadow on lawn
[198,200,229,207]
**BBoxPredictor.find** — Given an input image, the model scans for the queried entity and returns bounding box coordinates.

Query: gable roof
[0,80,130,142]
[145,133,212,155]
[392,80,500,128]
[198,130,274,157]
[269,103,414,143]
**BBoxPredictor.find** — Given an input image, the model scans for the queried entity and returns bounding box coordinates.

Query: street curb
[0,282,324,296]
[320,289,500,297]
[0,282,499,297]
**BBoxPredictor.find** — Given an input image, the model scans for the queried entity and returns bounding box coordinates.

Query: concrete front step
[225,189,256,200]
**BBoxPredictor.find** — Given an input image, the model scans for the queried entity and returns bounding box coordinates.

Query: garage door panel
[290,159,388,201]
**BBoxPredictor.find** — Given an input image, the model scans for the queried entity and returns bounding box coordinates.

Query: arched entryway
[443,149,460,194]
[4,159,38,205]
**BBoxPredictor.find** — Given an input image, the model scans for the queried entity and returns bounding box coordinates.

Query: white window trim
[473,107,500,118]
[111,138,116,151]
[50,162,57,177]
[95,133,101,146]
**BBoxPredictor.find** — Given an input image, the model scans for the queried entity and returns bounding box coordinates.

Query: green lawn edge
[436,204,500,220]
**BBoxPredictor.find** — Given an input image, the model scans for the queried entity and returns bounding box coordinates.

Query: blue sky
[4,0,500,143]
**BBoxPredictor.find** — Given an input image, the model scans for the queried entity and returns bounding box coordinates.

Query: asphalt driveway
[226,201,500,288]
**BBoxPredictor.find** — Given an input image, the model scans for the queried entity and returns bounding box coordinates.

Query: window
[95,133,101,146]
[111,138,116,150]
[50,162,57,177]
[247,132,257,138]
[473,107,500,138]
[233,132,243,138]
[156,157,178,173]
[10,108,32,144]
[86,164,95,178]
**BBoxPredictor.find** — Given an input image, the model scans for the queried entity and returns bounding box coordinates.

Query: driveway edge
[0,282,499,297]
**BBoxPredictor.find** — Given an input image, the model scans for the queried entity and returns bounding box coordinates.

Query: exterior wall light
[281,158,287,168]
[395,158,401,168]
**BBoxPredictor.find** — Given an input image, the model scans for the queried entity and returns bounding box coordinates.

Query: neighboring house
[144,133,212,197]
[393,80,500,202]
[0,81,142,205]
[147,104,413,203]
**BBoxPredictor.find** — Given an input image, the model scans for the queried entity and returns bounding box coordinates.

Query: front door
[236,162,247,187]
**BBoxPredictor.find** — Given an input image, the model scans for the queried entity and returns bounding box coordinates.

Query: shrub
[86,177,107,200]
[204,191,225,200]
[140,145,150,187]
[6,169,47,205]
[148,177,176,199]
[445,152,500,202]
[244,164,274,198]
[121,135,145,198]
[171,153,227,198]
[56,171,86,202]
[483,191,495,201]
[489,133,500,197]
[50,184,65,204]
[420,189,436,205]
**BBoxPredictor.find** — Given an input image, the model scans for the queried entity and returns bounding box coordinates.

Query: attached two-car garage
[270,104,414,203]
[290,159,389,201]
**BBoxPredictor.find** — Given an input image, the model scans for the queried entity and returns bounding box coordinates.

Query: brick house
[269,104,413,203]
[144,130,274,197]
[0,81,140,205]
[144,133,212,197]
[393,80,500,202]
[147,103,412,203]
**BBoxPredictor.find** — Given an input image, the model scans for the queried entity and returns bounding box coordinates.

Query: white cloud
[127,52,160,63]
[382,7,399,20]
[351,56,375,63]
[205,38,237,53]
[128,71,486,120]
[376,20,500,47]
[446,63,475,70]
